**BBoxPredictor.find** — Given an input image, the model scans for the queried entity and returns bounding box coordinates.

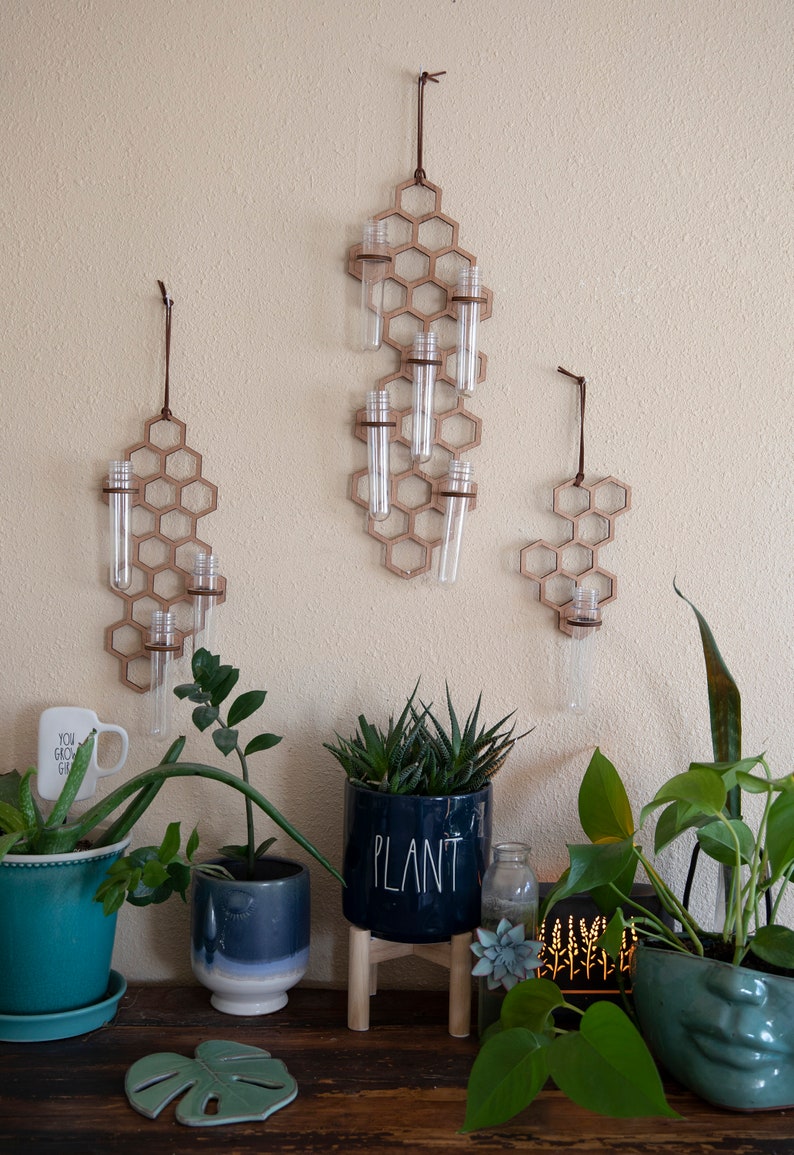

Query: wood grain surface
[2,985,794,1154]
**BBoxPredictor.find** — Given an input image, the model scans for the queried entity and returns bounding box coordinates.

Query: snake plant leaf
[675,583,741,816]
[125,1040,298,1127]
[548,1002,679,1118]
[461,1028,550,1132]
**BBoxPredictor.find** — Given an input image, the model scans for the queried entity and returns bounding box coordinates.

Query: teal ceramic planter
[633,943,794,1111]
[0,838,129,1015]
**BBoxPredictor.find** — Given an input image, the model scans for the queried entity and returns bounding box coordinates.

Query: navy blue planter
[342,780,492,943]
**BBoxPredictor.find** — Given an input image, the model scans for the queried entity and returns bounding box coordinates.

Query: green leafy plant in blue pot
[0,648,341,1031]
[326,684,528,944]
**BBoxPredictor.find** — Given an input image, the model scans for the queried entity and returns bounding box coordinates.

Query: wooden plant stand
[347,925,472,1037]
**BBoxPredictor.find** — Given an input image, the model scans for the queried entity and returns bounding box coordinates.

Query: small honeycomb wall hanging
[103,284,225,691]
[348,71,491,579]
[519,367,631,632]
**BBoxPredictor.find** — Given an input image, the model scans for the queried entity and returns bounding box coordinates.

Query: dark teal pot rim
[194,856,308,888]
[636,939,794,980]
[344,780,492,802]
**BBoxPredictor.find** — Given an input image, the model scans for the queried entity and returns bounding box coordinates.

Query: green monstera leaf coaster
[125,1040,297,1127]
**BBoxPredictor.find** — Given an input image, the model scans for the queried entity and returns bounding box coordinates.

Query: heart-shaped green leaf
[461,1027,550,1132]
[696,818,755,866]
[125,1040,298,1127]
[548,1002,678,1118]
[578,748,635,843]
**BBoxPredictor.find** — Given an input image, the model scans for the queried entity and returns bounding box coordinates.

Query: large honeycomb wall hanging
[348,177,491,579]
[103,285,225,692]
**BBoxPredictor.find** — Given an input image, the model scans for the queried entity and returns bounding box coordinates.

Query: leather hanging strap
[558,365,587,487]
[414,70,446,185]
[157,280,174,420]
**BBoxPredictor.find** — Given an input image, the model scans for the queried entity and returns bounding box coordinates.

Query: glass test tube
[566,586,601,714]
[106,460,136,591]
[409,331,440,464]
[438,460,474,585]
[147,610,177,739]
[365,390,392,521]
[190,552,222,656]
[359,218,389,352]
[453,266,484,396]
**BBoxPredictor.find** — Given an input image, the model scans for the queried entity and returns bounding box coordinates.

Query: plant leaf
[213,728,239,757]
[244,732,282,756]
[696,818,754,867]
[555,837,636,903]
[228,690,267,727]
[461,1028,550,1132]
[675,583,741,817]
[750,924,794,970]
[193,705,219,732]
[578,748,635,843]
[125,1040,298,1126]
[500,977,566,1032]
[548,1002,679,1118]
[765,792,794,881]
[639,766,726,827]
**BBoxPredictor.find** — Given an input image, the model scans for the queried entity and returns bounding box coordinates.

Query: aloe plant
[324,683,528,795]
[0,648,343,913]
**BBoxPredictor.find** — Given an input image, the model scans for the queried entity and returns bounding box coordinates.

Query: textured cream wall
[2,0,792,987]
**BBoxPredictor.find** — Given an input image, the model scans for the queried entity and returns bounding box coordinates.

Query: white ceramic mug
[37,707,129,802]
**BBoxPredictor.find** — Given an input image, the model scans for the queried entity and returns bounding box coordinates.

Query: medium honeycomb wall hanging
[103,284,226,692]
[348,71,492,579]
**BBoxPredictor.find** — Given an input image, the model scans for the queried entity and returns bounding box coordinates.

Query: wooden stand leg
[348,926,373,1031]
[448,932,473,1038]
[347,926,473,1037]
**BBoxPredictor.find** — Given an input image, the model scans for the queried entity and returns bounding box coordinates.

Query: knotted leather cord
[414,70,446,185]
[558,365,587,487]
[157,280,174,420]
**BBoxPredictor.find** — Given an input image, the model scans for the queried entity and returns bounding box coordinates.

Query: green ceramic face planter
[633,946,794,1111]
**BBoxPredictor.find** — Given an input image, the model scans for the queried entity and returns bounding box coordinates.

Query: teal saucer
[0,970,126,1042]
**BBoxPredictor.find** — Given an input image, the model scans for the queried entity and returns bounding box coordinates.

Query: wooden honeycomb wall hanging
[104,413,226,692]
[103,285,225,692]
[348,177,491,579]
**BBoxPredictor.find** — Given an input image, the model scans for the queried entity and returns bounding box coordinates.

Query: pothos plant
[0,648,342,915]
[464,585,794,1131]
[547,587,794,972]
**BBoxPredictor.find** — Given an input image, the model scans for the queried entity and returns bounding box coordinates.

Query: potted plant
[0,648,341,1037]
[174,648,341,1015]
[325,684,527,943]
[464,586,794,1127]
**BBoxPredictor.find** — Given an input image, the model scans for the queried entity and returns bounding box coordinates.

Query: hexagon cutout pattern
[349,178,490,578]
[104,411,225,691]
[520,476,631,631]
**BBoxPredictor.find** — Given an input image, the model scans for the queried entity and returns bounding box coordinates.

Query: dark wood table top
[2,984,794,1153]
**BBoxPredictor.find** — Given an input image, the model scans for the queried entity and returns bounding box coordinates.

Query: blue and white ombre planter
[191,856,310,1016]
